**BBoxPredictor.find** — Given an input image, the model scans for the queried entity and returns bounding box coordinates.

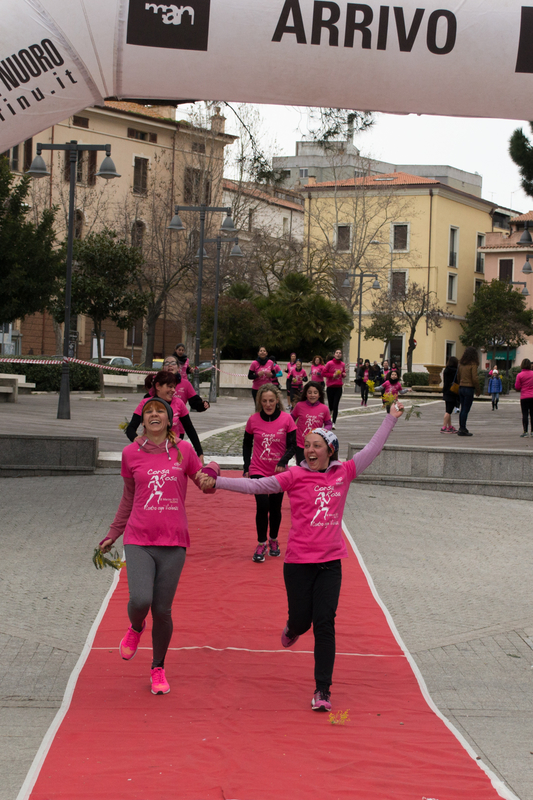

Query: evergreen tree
[460,279,533,353]
[509,122,533,198]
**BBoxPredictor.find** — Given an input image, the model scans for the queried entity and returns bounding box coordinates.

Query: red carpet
[23,472,514,800]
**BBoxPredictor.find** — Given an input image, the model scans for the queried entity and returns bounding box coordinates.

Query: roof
[511,210,533,222]
[103,100,175,120]
[223,179,304,212]
[306,171,440,189]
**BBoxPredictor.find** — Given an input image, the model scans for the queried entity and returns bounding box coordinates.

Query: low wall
[346,442,533,500]
[0,434,98,478]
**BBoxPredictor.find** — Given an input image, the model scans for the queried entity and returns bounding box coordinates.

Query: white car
[92,356,134,368]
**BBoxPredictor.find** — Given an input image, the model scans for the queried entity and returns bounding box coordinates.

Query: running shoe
[440,426,448,432]
[252,542,268,562]
[448,426,457,433]
[311,689,332,712]
[521,431,529,437]
[119,620,146,660]
[150,667,170,695]
[281,624,299,648]
[268,538,281,557]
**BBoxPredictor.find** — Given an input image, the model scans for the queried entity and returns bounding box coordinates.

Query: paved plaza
[0,389,532,799]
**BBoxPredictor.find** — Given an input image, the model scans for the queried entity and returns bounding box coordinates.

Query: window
[73,115,89,128]
[183,167,211,204]
[127,319,143,347]
[476,234,485,273]
[10,145,19,172]
[131,220,145,248]
[475,279,484,294]
[445,341,456,361]
[393,223,409,252]
[391,271,406,296]
[192,142,206,153]
[447,272,457,302]
[248,210,254,232]
[281,169,291,181]
[133,157,148,194]
[336,225,351,251]
[299,168,308,179]
[128,127,147,141]
[499,259,513,283]
[282,217,289,235]
[449,227,458,267]
[76,151,85,184]
[88,151,97,186]
[23,139,32,172]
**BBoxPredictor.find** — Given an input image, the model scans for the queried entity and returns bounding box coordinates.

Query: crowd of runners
[99,344,403,711]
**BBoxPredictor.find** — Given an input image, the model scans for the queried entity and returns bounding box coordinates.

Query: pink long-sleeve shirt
[515,369,533,399]
[216,414,397,563]
[322,358,346,387]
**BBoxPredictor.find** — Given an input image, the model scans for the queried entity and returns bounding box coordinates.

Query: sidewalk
[0,390,532,799]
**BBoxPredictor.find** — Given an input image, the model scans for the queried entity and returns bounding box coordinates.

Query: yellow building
[304,172,512,373]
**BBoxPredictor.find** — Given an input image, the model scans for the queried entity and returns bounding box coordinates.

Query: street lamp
[26,141,120,419]
[202,236,243,403]
[343,271,381,363]
[168,204,236,391]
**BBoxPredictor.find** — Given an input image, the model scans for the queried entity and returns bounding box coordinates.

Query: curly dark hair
[144,370,177,392]
[459,347,479,366]
[301,381,325,404]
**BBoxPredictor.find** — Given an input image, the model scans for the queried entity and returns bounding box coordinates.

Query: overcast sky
[215,104,533,213]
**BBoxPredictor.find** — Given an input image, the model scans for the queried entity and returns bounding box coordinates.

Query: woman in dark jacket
[457,347,480,436]
[441,355,459,433]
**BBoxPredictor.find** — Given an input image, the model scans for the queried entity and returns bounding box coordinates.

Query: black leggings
[124,544,186,668]
[250,474,284,541]
[326,385,343,423]
[284,560,342,692]
[360,383,369,403]
[521,397,533,431]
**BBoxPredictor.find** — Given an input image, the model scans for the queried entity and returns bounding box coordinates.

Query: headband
[310,427,339,452]
[142,397,174,427]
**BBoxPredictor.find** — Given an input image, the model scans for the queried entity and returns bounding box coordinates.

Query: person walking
[243,384,296,562]
[457,347,481,436]
[514,358,533,436]
[488,368,503,411]
[125,371,203,459]
[291,381,332,465]
[172,343,193,381]
[441,355,459,432]
[199,404,405,712]
[248,347,280,405]
[356,358,374,407]
[323,349,346,429]
[98,397,218,695]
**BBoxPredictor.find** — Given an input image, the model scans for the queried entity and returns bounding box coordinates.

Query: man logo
[127,0,210,51]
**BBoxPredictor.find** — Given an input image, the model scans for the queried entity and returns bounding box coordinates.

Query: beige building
[304,172,514,373]
[3,102,235,363]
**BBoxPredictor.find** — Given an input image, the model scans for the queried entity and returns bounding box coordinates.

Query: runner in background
[291,381,332,465]
[284,352,298,408]
[99,397,219,696]
[172,343,193,381]
[248,346,281,405]
[310,355,325,388]
[288,359,308,407]
[323,349,346,429]
[243,383,296,562]
[162,356,210,413]
[200,403,405,711]
[125,371,204,461]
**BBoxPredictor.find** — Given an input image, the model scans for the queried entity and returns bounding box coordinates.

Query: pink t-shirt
[249,359,278,390]
[291,400,332,448]
[323,359,346,387]
[134,395,189,437]
[310,365,324,382]
[174,378,196,406]
[178,357,190,380]
[120,440,202,547]
[290,368,307,388]
[381,380,402,398]
[245,411,296,477]
[515,369,533,399]
[285,362,298,378]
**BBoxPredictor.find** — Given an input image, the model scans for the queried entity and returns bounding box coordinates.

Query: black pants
[521,397,533,431]
[326,385,343,423]
[295,445,305,465]
[250,474,283,541]
[283,560,342,692]
[459,386,475,430]
[360,383,369,403]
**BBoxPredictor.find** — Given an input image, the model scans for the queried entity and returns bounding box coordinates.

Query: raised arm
[352,404,402,476]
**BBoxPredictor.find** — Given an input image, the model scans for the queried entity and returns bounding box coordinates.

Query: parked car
[91,356,134,368]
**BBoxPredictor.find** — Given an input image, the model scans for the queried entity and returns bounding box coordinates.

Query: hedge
[402,371,429,387]
[1,359,104,392]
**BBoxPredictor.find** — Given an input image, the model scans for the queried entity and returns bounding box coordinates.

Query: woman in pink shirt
[162,356,210,413]
[288,359,308,406]
[291,381,332,464]
[243,384,296,562]
[99,397,218,696]
[248,346,280,405]
[200,403,404,712]
[284,352,298,406]
[322,348,346,428]
[310,355,325,387]
[515,358,533,436]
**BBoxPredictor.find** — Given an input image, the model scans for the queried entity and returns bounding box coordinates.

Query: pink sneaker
[119,620,146,660]
[448,426,457,433]
[150,667,170,695]
[311,689,332,711]
[281,624,299,648]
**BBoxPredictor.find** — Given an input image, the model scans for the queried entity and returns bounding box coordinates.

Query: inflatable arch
[0,0,532,151]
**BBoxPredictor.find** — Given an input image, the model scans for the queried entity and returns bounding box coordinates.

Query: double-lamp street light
[26,141,120,419]
[168,204,238,393]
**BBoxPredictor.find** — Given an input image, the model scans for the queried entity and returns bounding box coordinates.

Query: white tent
[1,0,532,151]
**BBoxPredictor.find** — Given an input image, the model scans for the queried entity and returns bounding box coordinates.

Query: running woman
[291,381,332,465]
[243,383,296,562]
[125,371,203,460]
[99,397,219,695]
[200,403,405,711]
[288,359,308,407]
[248,347,281,405]
[285,352,298,407]
[162,356,210,413]
[172,343,193,381]
[323,349,346,428]
[310,355,325,387]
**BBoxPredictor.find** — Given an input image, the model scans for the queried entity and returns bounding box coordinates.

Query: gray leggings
[124,544,186,667]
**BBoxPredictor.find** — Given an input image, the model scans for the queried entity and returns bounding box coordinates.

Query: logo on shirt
[144,468,178,510]
[311,484,341,526]
[126,0,211,51]
[261,433,277,458]
[303,414,322,434]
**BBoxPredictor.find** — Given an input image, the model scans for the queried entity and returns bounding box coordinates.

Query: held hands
[275,464,287,473]
[390,402,404,419]
[196,471,216,492]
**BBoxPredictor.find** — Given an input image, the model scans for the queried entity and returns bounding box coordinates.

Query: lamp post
[343,271,381,363]
[26,141,119,419]
[202,236,243,402]
[168,204,236,392]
